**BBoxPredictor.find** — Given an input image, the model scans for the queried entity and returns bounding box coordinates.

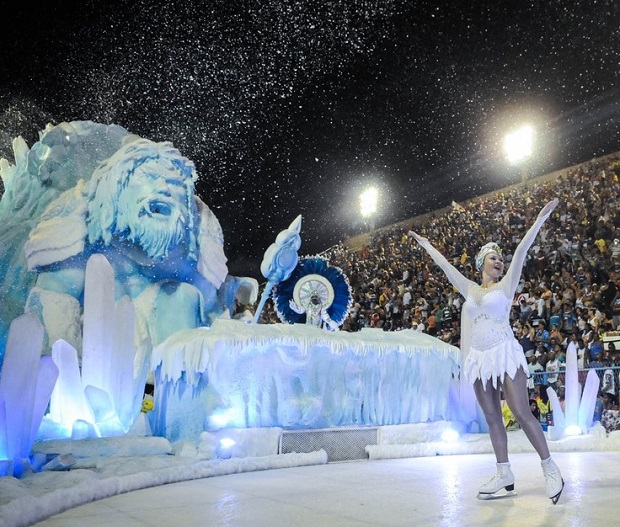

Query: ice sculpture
[0,314,58,477]
[0,121,129,368]
[253,215,302,323]
[0,121,258,472]
[0,122,256,378]
[39,254,147,440]
[150,320,461,442]
[547,341,600,438]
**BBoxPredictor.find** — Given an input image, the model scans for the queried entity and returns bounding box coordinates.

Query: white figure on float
[272,256,352,331]
[22,131,254,373]
[288,276,339,331]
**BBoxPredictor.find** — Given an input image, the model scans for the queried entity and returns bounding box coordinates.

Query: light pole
[359,186,378,232]
[504,125,533,183]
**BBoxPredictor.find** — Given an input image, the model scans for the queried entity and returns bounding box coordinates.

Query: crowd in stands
[257,153,620,430]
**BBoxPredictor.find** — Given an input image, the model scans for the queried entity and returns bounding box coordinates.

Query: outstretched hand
[289,299,302,313]
[538,198,559,220]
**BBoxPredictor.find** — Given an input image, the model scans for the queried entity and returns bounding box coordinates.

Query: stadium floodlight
[359,186,378,232]
[504,125,534,183]
[504,125,533,164]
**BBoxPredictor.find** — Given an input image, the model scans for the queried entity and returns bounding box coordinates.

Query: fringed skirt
[463,339,528,389]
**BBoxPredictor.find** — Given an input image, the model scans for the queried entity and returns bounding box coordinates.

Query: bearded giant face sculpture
[87,140,198,264]
[109,160,192,261]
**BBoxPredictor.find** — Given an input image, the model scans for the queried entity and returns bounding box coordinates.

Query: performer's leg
[501,367,550,459]
[502,367,564,503]
[474,378,514,495]
[473,379,508,462]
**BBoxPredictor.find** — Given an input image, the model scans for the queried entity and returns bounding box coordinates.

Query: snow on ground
[2,422,620,527]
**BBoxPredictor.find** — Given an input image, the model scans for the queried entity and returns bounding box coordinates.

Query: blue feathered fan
[273,256,352,328]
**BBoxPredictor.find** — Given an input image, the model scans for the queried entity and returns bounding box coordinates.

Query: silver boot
[541,457,564,504]
[478,462,515,495]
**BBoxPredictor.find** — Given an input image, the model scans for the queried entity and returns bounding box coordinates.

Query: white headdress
[475,242,502,271]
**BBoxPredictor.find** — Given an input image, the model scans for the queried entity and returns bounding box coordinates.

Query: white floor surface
[30,451,616,527]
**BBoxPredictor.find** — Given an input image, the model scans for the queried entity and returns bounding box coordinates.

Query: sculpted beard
[129,205,188,260]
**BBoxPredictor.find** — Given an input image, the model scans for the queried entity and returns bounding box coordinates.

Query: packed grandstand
[256,151,620,430]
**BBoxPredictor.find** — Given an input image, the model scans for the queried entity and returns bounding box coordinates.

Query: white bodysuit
[417,211,551,389]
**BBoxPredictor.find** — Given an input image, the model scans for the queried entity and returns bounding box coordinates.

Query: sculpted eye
[148,200,172,216]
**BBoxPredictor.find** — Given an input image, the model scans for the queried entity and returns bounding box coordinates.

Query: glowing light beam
[359,187,378,218]
[504,125,533,164]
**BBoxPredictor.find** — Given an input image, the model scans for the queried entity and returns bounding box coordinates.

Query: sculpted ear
[195,198,228,288]
[85,166,117,245]
[94,199,117,245]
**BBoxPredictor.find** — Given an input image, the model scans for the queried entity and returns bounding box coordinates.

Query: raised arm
[501,198,558,296]
[412,233,474,297]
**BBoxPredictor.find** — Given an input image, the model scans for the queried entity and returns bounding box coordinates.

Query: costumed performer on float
[273,256,351,331]
[289,288,338,330]
[412,198,564,504]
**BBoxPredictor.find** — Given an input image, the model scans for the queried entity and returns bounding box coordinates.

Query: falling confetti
[0,0,618,278]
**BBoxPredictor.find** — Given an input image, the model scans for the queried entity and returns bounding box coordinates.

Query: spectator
[545,351,561,391]
[403,287,412,307]
[589,333,605,362]
[589,353,605,371]
[581,323,595,347]
[611,239,620,262]
[601,399,620,433]
[608,341,618,359]
[611,288,620,329]
[535,385,553,431]
[518,297,533,323]
[501,399,519,431]
[549,311,562,331]
[574,337,587,369]
[530,399,541,421]
[600,278,617,311]
[602,369,617,405]
[559,303,578,334]
[530,290,546,323]
[593,391,605,424]
[527,354,544,398]
[554,344,566,367]
[549,324,563,344]
[519,323,537,357]
[535,321,550,349]
[588,307,603,330]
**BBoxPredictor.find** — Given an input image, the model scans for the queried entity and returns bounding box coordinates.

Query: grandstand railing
[529,366,620,392]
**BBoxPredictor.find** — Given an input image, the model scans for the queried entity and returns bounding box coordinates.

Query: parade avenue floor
[30,450,617,527]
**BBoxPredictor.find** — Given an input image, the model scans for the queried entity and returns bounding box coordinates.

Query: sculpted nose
[151,177,171,195]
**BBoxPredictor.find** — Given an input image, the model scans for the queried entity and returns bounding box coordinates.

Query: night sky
[1,0,619,279]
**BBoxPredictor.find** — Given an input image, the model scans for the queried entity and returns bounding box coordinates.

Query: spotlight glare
[210,412,230,428]
[564,425,582,437]
[359,187,378,218]
[441,429,460,442]
[219,438,236,449]
[504,125,533,164]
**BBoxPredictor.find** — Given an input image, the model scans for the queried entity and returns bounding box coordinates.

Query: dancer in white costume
[413,198,564,504]
[289,292,338,330]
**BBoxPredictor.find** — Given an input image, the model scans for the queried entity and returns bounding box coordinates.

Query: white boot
[478,462,515,495]
[541,457,564,504]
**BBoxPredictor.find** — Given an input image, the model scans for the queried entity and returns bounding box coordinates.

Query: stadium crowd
[258,153,620,430]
